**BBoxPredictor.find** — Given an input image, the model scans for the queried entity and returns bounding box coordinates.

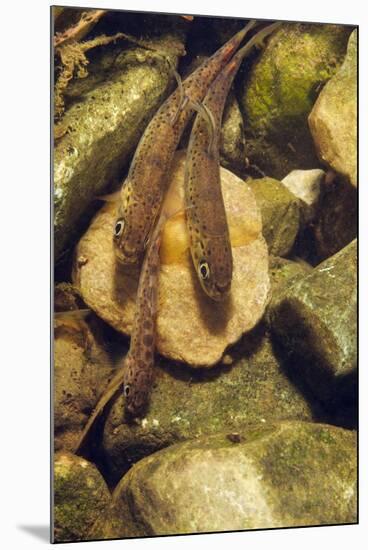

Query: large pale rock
[54,31,185,260]
[72,151,270,366]
[239,23,351,179]
[93,421,356,538]
[53,452,112,543]
[268,240,357,404]
[309,30,357,187]
[102,329,317,482]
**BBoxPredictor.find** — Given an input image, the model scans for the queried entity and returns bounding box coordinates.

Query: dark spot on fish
[143,334,154,347]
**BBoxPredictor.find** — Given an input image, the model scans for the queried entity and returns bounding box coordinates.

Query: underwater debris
[54,33,130,120]
[54,9,107,49]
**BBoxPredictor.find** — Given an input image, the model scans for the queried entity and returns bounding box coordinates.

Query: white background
[1,0,366,548]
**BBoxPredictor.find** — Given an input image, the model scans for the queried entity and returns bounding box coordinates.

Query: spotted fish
[113,21,256,265]
[185,22,280,301]
[75,209,167,454]
[121,214,164,417]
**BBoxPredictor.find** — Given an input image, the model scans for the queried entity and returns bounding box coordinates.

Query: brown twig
[54,9,107,49]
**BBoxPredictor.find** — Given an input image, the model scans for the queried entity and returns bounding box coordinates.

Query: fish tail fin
[235,21,281,62]
[221,19,258,61]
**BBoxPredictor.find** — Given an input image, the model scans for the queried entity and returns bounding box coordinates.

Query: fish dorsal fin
[189,100,217,157]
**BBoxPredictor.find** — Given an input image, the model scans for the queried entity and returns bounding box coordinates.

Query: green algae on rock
[268,239,357,404]
[101,328,318,483]
[54,32,185,260]
[53,452,112,542]
[248,177,301,256]
[239,23,351,179]
[96,421,356,537]
[309,30,357,188]
[268,255,312,294]
[266,256,313,326]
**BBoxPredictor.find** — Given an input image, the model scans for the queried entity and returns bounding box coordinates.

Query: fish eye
[198,260,210,280]
[124,384,130,397]
[114,219,125,238]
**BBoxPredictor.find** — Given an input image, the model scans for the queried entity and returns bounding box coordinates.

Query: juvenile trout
[113,21,256,264]
[185,22,280,301]
[75,211,165,453]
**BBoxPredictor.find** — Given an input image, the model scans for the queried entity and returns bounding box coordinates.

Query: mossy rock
[268,255,312,289]
[101,327,318,483]
[99,421,356,537]
[248,177,301,256]
[309,30,357,187]
[53,452,111,542]
[268,239,357,404]
[239,23,351,179]
[54,32,185,260]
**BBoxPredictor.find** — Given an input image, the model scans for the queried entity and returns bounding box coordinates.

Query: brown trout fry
[113,22,256,264]
[185,22,280,301]
[75,213,165,455]
[122,214,163,417]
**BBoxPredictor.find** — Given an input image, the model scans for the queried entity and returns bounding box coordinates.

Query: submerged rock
[220,92,247,175]
[53,452,111,542]
[309,30,357,188]
[282,169,325,223]
[248,177,301,256]
[268,256,312,294]
[102,329,317,482]
[54,311,125,452]
[266,256,313,326]
[313,174,357,261]
[239,23,351,179]
[54,282,84,311]
[268,240,357,404]
[98,421,356,537]
[73,151,270,366]
[54,32,185,260]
